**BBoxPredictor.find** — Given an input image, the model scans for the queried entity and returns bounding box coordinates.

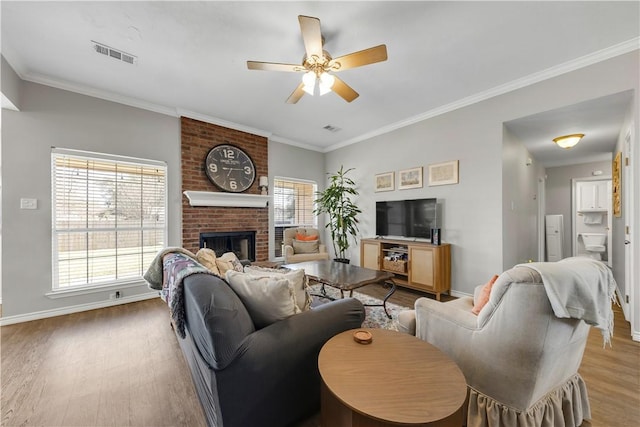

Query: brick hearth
[181,117,268,260]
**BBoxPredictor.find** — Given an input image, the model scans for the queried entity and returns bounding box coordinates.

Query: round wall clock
[205,144,256,193]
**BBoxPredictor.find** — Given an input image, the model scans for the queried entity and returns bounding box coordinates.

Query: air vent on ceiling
[323,125,342,133]
[92,41,137,65]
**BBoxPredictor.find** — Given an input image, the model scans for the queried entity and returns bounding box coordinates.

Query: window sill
[45,280,147,299]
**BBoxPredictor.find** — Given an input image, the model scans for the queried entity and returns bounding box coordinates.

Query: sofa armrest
[284,244,294,257]
[237,298,365,361]
[319,243,327,254]
[215,298,365,426]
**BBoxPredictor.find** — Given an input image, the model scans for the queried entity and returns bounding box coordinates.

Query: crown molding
[21,71,178,117]
[176,108,272,138]
[326,37,640,153]
[9,37,638,154]
[268,134,324,153]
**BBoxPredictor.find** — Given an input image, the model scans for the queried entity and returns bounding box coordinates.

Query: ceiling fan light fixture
[302,71,316,95]
[319,72,335,95]
[553,133,584,149]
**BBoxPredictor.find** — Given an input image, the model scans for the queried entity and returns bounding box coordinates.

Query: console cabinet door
[408,246,434,290]
[361,240,381,270]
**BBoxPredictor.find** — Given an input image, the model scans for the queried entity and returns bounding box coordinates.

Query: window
[273,178,317,257]
[51,149,167,290]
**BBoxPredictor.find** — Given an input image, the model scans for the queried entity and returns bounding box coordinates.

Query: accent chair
[397,259,615,427]
[283,227,330,264]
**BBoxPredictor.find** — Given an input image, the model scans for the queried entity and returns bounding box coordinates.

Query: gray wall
[1,81,181,318]
[2,51,638,325]
[545,160,612,261]
[1,55,22,109]
[268,141,326,259]
[502,126,545,269]
[324,51,638,296]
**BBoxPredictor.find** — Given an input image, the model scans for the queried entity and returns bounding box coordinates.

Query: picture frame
[398,167,423,190]
[428,160,459,186]
[375,171,394,192]
[613,151,621,217]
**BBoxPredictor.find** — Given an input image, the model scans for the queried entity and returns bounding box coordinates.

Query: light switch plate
[20,198,38,209]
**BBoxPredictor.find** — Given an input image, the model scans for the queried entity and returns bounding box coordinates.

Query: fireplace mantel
[183,191,270,208]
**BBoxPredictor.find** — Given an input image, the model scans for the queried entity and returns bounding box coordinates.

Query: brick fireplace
[181,117,268,260]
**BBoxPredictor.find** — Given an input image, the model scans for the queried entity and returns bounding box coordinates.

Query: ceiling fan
[247,15,388,104]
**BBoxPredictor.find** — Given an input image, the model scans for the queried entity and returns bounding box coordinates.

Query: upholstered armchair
[283,227,330,264]
[398,258,615,427]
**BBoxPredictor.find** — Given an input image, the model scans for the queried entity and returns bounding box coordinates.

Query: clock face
[205,144,256,193]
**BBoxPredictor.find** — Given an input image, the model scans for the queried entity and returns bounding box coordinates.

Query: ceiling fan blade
[331,76,359,103]
[298,15,323,59]
[332,45,388,71]
[286,83,306,104]
[247,61,302,72]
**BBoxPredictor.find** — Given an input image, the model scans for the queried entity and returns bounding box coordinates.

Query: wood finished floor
[1,287,638,427]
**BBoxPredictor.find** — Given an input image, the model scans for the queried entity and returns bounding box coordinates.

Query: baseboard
[450,289,472,299]
[615,287,630,321]
[0,292,159,326]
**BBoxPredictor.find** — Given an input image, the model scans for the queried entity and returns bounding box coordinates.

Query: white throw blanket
[517,257,616,347]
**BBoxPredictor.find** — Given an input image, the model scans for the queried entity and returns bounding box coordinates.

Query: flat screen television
[376,198,438,239]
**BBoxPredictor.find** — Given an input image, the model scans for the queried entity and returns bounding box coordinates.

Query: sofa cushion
[293,239,319,254]
[195,248,221,276]
[296,233,318,241]
[216,252,244,275]
[182,273,255,370]
[226,270,300,328]
[244,265,311,312]
[472,274,499,315]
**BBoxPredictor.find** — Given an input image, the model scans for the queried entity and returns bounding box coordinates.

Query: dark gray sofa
[177,272,365,427]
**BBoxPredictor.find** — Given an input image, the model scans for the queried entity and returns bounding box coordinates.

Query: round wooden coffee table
[318,328,467,427]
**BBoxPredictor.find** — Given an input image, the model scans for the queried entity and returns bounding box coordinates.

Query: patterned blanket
[144,249,214,338]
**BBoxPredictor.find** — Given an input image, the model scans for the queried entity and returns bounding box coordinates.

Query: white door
[545,215,563,262]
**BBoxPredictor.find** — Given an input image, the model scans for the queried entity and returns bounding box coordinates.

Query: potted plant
[314,166,362,263]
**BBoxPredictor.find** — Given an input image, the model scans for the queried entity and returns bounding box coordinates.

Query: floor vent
[92,41,137,65]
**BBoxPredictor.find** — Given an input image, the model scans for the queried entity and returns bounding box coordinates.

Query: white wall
[324,51,639,296]
[1,81,181,319]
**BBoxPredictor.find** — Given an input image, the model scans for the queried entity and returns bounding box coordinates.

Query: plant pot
[334,258,350,264]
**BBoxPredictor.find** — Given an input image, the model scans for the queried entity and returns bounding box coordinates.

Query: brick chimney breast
[181,117,268,260]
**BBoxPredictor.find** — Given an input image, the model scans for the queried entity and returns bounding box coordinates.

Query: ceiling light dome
[553,133,584,149]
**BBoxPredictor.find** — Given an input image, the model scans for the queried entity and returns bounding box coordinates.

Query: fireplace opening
[200,231,256,262]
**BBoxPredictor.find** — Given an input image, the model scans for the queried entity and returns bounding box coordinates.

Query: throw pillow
[244,265,311,312]
[195,248,221,276]
[296,233,318,242]
[471,274,499,315]
[292,239,319,254]
[225,270,300,329]
[216,252,244,275]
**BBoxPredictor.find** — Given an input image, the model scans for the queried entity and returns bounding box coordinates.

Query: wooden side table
[318,328,467,427]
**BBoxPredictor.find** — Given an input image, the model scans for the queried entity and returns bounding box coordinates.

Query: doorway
[572,178,612,266]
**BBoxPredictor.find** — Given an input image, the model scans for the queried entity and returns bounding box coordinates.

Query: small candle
[259,176,269,187]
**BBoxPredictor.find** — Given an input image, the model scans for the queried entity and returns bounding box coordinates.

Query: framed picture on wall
[613,151,622,217]
[375,172,394,192]
[428,160,459,186]
[398,167,423,190]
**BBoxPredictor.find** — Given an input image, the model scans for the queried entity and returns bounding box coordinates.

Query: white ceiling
[2,1,639,163]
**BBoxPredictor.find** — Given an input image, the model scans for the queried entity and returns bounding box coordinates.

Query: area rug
[309,284,411,331]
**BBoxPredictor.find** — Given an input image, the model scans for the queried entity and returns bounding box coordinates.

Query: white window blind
[51,149,167,289]
[274,178,317,226]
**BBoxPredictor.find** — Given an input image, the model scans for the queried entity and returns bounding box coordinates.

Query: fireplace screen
[200,231,256,262]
